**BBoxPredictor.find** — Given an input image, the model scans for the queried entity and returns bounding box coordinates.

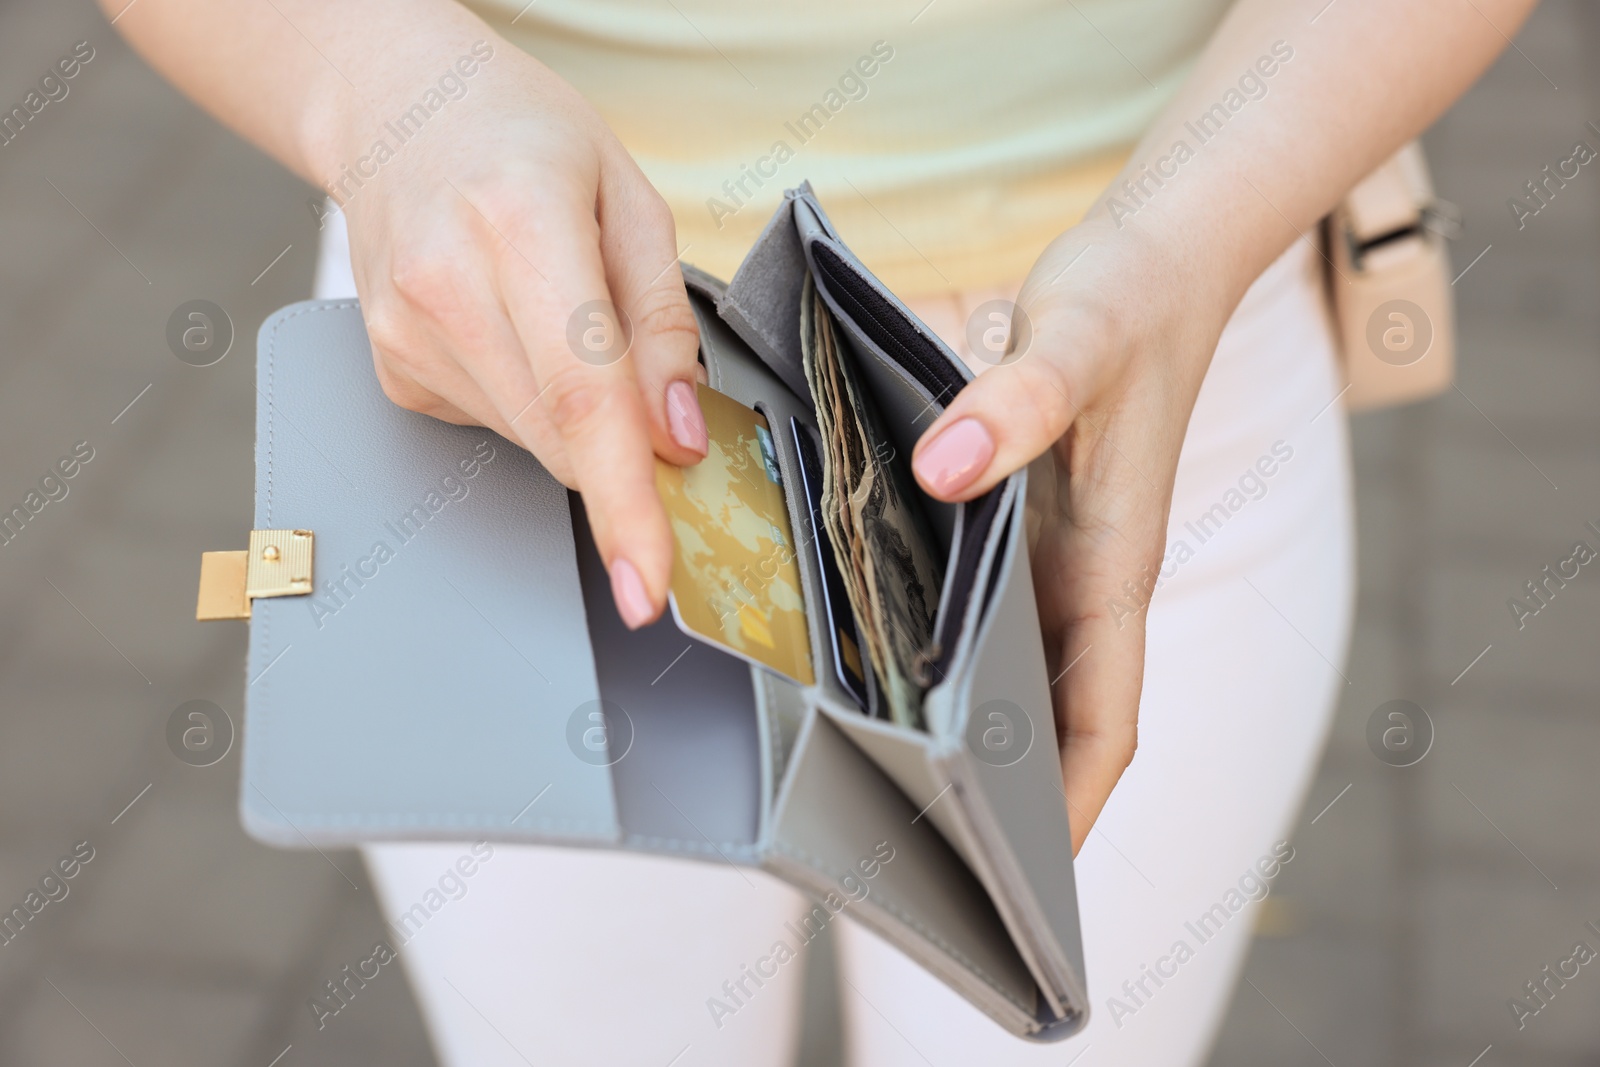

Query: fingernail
[914,418,995,497]
[665,379,708,455]
[610,557,654,630]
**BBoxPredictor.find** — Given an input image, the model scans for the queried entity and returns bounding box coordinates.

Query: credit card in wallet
[654,385,815,686]
[790,417,873,713]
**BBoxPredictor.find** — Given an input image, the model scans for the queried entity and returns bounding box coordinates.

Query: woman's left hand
[910,216,1234,854]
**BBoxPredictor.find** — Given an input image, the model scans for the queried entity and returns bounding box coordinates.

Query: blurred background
[0,1,1595,1064]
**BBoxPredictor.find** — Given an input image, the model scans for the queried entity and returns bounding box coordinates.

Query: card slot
[802,265,1009,710]
[784,414,883,718]
[807,242,968,405]
[747,399,863,714]
[695,219,1015,737]
[791,305,946,728]
[571,496,765,851]
[931,483,1008,685]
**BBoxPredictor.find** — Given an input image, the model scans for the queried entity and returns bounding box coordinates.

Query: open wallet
[207,183,1088,1039]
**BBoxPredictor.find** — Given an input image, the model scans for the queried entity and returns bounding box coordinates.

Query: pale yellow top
[469,0,1230,295]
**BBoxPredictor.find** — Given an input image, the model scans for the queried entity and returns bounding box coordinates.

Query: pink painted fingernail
[610,557,654,630]
[665,379,707,455]
[914,418,995,497]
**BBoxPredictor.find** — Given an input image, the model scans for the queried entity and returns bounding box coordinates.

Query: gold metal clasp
[196,529,314,620]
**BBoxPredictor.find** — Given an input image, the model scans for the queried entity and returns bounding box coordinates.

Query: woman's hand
[330,38,705,629]
[911,218,1231,853]
[908,0,1539,852]
[102,1,710,627]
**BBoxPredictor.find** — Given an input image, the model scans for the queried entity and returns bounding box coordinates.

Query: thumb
[912,305,1099,502]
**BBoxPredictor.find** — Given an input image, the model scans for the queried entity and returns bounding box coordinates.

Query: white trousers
[314,213,1354,1067]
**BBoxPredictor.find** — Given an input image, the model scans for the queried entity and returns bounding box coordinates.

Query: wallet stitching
[758,673,802,816]
[266,319,272,524]
[714,292,788,385]
[746,320,789,373]
[771,840,1036,1016]
[624,834,760,861]
[759,675,779,821]
[728,312,805,400]
[260,300,362,520]
[269,812,614,833]
[252,301,628,842]
[258,582,271,794]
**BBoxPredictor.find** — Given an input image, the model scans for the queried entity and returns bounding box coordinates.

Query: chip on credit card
[654,384,815,686]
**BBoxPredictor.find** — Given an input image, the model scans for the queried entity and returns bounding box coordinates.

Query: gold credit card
[655,384,815,686]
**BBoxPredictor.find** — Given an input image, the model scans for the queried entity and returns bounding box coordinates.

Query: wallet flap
[765,713,1044,1035]
[717,192,813,403]
[243,301,622,847]
[822,710,984,873]
[927,490,1089,1020]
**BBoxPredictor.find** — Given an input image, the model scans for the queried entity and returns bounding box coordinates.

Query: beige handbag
[1324,141,1459,411]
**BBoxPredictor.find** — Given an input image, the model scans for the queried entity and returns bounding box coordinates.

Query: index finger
[494,194,673,631]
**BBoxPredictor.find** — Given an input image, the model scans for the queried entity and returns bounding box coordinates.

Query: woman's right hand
[327,34,706,629]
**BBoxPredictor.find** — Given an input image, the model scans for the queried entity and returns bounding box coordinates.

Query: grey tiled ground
[1207,4,1600,1066]
[1,1,1596,1065]
[0,2,435,1064]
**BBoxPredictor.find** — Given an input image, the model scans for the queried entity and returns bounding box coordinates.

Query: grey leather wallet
[226,184,1088,1039]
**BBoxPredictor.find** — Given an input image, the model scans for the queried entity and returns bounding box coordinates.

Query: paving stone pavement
[0,2,438,1064]
[0,1,1594,1066]
[1207,4,1600,1065]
